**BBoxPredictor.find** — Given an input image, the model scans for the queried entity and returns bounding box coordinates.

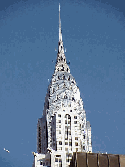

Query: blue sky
[0,0,125,166]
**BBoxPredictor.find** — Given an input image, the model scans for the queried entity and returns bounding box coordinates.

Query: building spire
[59,3,62,41]
[55,3,70,73]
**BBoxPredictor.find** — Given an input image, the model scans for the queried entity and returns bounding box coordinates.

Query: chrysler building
[32,4,92,167]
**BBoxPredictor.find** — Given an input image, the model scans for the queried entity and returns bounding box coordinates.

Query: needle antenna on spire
[59,3,62,41]
[59,3,60,12]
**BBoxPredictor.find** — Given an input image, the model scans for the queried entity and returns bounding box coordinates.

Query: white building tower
[32,4,92,167]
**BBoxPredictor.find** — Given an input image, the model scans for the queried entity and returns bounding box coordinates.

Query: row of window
[55,120,77,124]
[51,128,80,137]
[40,161,48,166]
[62,103,72,107]
[58,56,65,62]
[65,120,77,124]
[65,126,71,129]
[58,114,77,119]
[57,67,69,72]
[65,131,71,135]
[66,153,72,158]
[53,75,71,83]
[55,158,62,162]
[58,141,79,146]
[67,147,81,152]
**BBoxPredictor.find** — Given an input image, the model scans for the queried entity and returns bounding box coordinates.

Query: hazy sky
[0,0,125,166]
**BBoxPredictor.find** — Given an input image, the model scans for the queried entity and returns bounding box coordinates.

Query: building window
[59,162,62,167]
[83,146,85,150]
[59,130,61,134]
[63,83,66,88]
[83,135,85,139]
[58,114,61,117]
[62,67,64,71]
[66,159,69,162]
[55,158,58,162]
[75,142,78,146]
[63,75,65,80]
[74,116,77,119]
[46,162,48,165]
[72,97,75,101]
[47,101,49,109]
[59,125,61,128]
[70,110,72,112]
[65,148,68,151]
[69,153,72,157]
[56,155,61,157]
[75,137,78,140]
[65,142,68,145]
[69,142,72,146]
[59,120,61,123]
[59,158,62,162]
[59,141,62,145]
[40,161,42,165]
[74,121,77,124]
[65,137,68,140]
[64,95,67,99]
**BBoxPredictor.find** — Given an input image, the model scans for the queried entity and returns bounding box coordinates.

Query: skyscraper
[32,4,92,167]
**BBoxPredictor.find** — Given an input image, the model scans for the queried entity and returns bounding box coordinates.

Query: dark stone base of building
[70,152,125,167]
